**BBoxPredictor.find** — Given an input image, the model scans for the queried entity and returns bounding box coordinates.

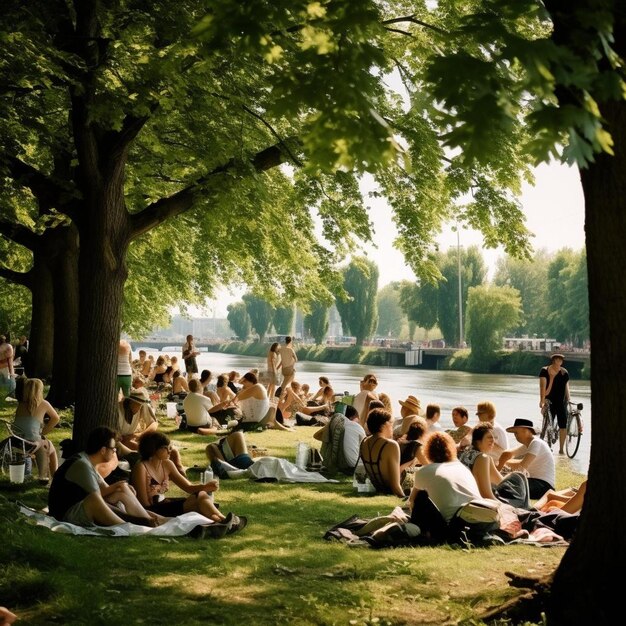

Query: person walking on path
[182,335,200,379]
[278,336,297,399]
[539,353,570,454]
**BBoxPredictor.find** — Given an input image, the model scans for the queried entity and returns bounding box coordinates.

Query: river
[142,347,591,475]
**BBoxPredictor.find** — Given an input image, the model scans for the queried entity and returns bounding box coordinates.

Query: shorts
[148,497,187,517]
[281,366,295,378]
[64,499,96,527]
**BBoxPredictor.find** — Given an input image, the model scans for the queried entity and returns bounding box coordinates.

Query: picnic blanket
[248,456,339,483]
[19,503,214,537]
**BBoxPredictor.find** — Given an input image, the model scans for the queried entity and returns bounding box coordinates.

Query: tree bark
[27,259,54,380]
[46,224,79,407]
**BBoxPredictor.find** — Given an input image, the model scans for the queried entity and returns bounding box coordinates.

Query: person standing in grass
[182,334,200,379]
[278,336,297,399]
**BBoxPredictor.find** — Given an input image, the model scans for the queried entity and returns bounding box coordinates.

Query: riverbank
[208,341,590,380]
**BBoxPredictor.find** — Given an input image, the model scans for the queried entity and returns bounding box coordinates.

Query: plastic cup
[9,462,25,484]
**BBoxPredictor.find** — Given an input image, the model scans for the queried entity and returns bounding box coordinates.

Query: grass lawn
[0,401,585,626]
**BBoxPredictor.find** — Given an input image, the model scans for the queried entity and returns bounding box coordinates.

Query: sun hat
[399,395,422,414]
[550,353,565,362]
[506,418,537,434]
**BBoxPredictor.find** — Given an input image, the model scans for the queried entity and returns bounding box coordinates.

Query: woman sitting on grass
[131,431,246,531]
[13,377,60,482]
[458,423,530,509]
[359,408,405,497]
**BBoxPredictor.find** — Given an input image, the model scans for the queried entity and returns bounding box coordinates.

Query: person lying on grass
[131,430,246,532]
[49,426,166,527]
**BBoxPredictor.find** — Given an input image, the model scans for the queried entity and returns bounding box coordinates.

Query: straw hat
[398,395,421,414]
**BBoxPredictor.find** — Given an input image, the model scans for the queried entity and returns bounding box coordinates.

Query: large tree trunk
[27,258,54,380]
[46,224,79,407]
[546,96,626,624]
[72,165,130,447]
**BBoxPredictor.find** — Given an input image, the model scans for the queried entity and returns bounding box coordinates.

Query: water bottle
[204,465,214,500]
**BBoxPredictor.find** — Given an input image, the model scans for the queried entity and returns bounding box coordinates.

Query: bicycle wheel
[566,413,582,458]
[540,407,553,448]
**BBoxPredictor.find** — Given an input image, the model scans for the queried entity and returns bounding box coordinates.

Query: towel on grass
[19,503,214,537]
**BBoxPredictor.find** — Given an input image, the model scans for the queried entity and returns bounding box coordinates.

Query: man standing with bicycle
[539,353,570,455]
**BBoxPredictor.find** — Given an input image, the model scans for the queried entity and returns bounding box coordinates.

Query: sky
[200,160,586,318]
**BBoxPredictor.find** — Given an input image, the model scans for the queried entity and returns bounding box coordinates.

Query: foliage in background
[304,302,330,345]
[242,294,274,343]
[226,302,251,341]
[375,282,407,339]
[335,258,379,347]
[465,285,522,370]
[273,305,295,335]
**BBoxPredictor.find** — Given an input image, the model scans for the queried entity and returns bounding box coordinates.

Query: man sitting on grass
[49,426,165,527]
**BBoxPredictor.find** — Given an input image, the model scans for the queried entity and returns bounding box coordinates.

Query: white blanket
[19,504,213,537]
[248,456,338,483]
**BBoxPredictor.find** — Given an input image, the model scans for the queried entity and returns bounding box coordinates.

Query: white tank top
[240,396,270,423]
[117,352,132,376]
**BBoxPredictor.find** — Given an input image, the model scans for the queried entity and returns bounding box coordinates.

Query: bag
[178,413,187,431]
[306,447,323,471]
[454,499,501,530]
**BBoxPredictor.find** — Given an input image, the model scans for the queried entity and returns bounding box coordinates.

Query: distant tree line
[221,248,588,360]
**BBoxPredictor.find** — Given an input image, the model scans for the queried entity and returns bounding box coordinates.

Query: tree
[465,285,522,369]
[273,306,295,335]
[2,0,537,445]
[418,1,625,620]
[226,302,251,341]
[399,279,438,337]
[335,258,379,347]
[304,302,329,345]
[376,282,406,338]
[562,251,589,348]
[242,294,274,342]
[544,249,577,342]
[493,250,551,337]
[436,246,486,347]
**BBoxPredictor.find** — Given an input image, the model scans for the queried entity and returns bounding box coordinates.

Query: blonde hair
[378,392,393,413]
[23,378,44,414]
[476,401,496,420]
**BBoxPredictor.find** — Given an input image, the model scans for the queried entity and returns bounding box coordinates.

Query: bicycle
[565,401,584,459]
[540,400,559,449]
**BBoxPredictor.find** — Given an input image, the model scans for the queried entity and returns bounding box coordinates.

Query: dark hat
[506,418,537,434]
[550,353,565,362]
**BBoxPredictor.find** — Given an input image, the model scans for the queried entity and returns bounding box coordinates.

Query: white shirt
[413,461,482,522]
[522,437,556,487]
[183,392,214,427]
[342,419,366,467]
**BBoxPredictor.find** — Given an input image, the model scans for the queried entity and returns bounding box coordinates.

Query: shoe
[189,522,229,539]
[226,469,249,479]
[227,514,248,534]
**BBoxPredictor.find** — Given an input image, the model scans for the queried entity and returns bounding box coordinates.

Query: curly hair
[424,432,457,463]
[138,431,170,460]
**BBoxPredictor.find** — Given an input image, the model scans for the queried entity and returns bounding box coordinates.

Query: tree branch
[0,219,38,250]
[382,15,448,35]
[130,142,290,238]
[384,27,414,37]
[242,105,304,167]
[6,156,69,207]
[0,266,32,288]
